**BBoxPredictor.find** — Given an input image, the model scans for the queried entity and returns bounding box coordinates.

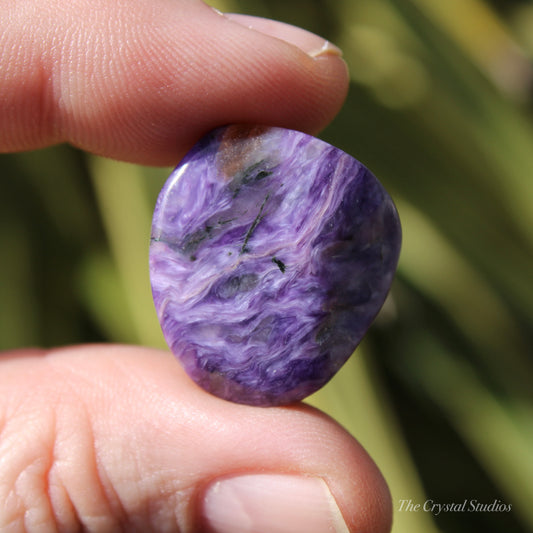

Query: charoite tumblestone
[150,125,401,406]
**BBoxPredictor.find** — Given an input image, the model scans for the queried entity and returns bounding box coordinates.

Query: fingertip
[0,344,391,532]
[49,345,390,532]
[201,474,351,533]
[302,407,392,533]
[215,12,350,135]
[223,13,344,59]
[0,0,350,164]
[131,8,350,165]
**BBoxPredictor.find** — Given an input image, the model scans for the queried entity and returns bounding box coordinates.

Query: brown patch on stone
[216,125,269,180]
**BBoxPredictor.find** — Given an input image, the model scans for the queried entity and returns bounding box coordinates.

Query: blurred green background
[1,0,532,531]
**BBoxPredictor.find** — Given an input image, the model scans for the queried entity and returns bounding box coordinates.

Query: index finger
[0,0,348,165]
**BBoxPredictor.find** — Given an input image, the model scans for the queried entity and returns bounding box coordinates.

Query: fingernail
[224,14,343,59]
[202,474,350,533]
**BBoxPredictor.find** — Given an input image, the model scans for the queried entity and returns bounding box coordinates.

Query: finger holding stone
[0,345,391,532]
[0,0,348,165]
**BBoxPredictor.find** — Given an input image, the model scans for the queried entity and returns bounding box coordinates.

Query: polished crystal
[150,125,401,406]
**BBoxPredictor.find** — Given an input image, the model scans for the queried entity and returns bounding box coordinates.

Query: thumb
[1,0,348,165]
[0,345,391,532]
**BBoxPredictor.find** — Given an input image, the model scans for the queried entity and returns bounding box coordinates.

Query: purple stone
[150,125,401,406]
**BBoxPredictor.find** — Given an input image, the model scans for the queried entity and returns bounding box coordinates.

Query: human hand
[0,1,392,531]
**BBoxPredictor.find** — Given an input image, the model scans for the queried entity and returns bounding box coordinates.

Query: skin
[0,1,393,531]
